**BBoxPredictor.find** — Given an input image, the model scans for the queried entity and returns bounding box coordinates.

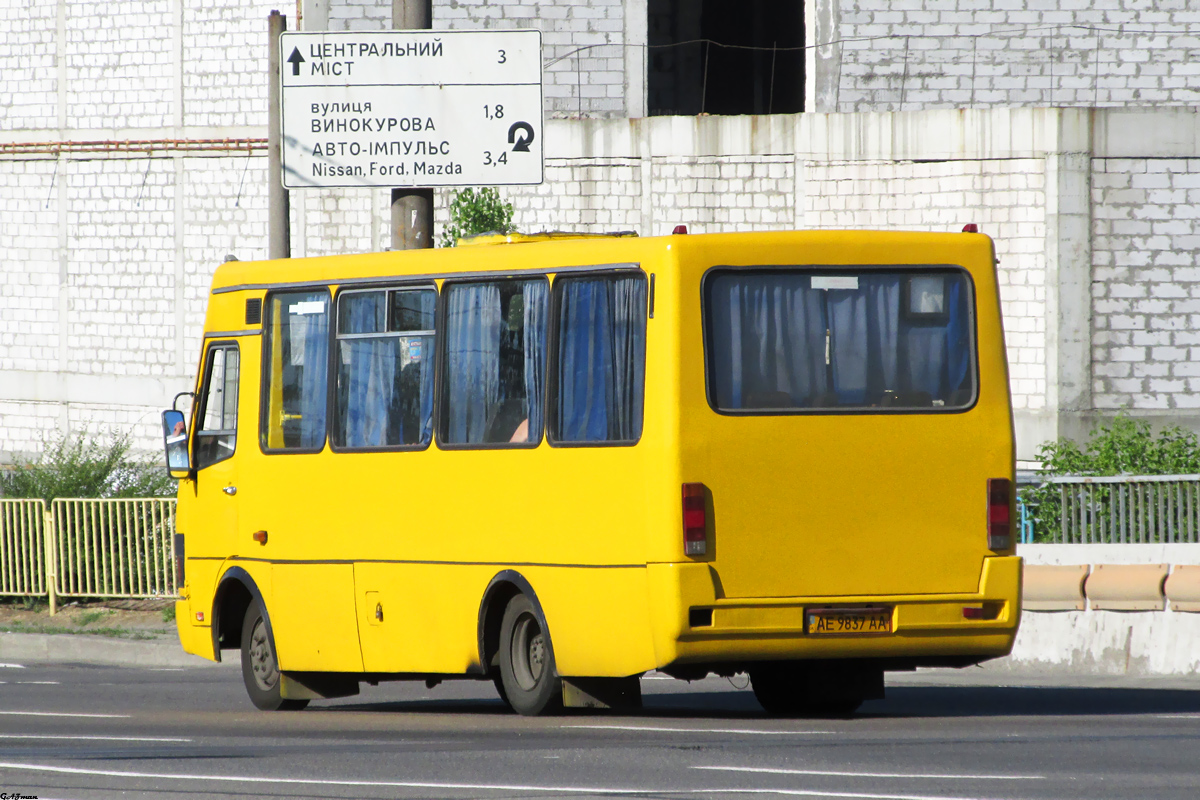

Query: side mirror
[162,409,191,478]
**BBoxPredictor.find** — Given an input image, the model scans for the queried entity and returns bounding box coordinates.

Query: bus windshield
[705,267,976,412]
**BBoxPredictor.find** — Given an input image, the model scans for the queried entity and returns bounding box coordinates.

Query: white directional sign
[279,30,543,189]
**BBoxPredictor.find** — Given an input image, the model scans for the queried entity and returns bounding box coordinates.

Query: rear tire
[498,594,562,716]
[749,662,869,717]
[240,602,308,711]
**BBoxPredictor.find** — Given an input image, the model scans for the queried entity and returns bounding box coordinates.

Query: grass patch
[161,604,176,624]
[75,610,114,627]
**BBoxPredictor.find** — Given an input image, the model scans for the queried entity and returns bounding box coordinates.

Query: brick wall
[830,0,1200,112]
[1092,158,1200,412]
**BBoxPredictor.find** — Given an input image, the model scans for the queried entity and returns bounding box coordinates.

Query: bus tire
[240,602,308,711]
[749,663,863,717]
[498,594,562,716]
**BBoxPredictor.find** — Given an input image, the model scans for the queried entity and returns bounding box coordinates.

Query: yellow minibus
[162,228,1021,716]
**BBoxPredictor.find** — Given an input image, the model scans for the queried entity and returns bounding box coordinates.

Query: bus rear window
[704,268,976,413]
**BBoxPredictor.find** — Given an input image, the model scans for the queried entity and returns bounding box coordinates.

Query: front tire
[240,602,308,711]
[498,594,562,716]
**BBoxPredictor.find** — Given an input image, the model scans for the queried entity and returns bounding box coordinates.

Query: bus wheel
[749,663,864,717]
[240,602,309,711]
[498,594,562,716]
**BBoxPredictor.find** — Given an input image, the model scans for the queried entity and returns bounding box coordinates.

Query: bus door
[191,342,241,560]
[248,289,363,673]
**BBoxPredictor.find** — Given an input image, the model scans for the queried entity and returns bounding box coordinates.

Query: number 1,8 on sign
[484,104,504,120]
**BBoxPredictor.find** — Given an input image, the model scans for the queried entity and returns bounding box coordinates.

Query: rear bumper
[646,556,1022,668]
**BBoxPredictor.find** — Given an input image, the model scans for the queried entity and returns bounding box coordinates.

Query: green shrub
[439,187,515,247]
[1023,415,1200,542]
[0,430,175,503]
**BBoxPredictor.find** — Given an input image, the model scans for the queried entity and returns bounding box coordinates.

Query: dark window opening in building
[648,0,805,117]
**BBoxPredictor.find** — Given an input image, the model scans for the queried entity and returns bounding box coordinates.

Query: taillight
[682,483,707,556]
[987,478,1012,551]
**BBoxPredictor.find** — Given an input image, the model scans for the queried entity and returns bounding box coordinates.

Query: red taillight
[962,223,979,233]
[682,483,707,556]
[673,224,688,235]
[987,478,1012,551]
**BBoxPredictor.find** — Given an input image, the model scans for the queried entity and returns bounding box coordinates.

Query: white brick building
[3,0,1200,464]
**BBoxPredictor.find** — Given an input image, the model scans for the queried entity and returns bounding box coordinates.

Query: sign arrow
[287,47,305,76]
[508,121,535,152]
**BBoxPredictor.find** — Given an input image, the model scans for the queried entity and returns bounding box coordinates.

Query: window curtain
[445,283,502,443]
[555,275,647,442]
[828,276,900,403]
[341,293,393,447]
[297,295,329,447]
[709,274,828,408]
[522,281,547,440]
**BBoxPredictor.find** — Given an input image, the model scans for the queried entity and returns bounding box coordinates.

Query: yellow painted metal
[49,499,177,599]
[177,229,1019,676]
[0,499,47,598]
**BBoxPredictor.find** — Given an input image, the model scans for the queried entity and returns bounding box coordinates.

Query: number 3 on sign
[498,49,506,63]
[483,151,508,166]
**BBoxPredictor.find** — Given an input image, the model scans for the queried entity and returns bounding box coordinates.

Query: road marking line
[695,766,1044,781]
[17,681,60,685]
[0,711,130,719]
[0,734,191,743]
[146,668,186,672]
[1157,713,1200,719]
[0,761,1008,799]
[563,725,832,735]
[0,664,25,669]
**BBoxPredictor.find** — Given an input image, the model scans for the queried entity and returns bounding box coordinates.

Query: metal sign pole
[268,10,291,259]
[392,0,433,250]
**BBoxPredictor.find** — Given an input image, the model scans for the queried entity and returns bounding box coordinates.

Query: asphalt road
[1,660,1198,800]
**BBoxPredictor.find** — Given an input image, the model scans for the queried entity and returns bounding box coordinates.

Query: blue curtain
[296,295,328,447]
[445,284,501,443]
[340,293,393,447]
[555,275,647,442]
[709,274,828,408]
[828,277,900,403]
[709,272,971,409]
[522,281,547,441]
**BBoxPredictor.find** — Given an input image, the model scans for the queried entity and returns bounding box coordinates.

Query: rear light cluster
[682,483,707,556]
[987,478,1012,551]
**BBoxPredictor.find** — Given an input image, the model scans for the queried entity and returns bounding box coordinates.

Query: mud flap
[280,672,360,700]
[561,676,642,710]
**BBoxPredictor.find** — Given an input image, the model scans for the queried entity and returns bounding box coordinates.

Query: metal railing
[1021,475,1200,545]
[0,499,47,597]
[0,497,177,612]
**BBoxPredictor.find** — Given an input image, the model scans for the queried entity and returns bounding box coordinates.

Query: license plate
[806,607,893,636]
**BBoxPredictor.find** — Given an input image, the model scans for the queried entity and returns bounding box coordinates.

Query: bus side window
[550,273,648,445]
[440,278,548,447]
[333,286,436,449]
[195,343,239,470]
[261,290,330,451]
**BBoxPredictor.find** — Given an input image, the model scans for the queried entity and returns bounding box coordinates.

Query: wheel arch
[211,566,273,664]
[476,570,552,676]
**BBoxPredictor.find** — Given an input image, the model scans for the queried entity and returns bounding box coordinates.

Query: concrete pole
[392,0,434,250]
[268,10,290,259]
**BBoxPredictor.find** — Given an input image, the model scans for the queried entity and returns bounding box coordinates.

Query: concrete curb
[0,632,227,668]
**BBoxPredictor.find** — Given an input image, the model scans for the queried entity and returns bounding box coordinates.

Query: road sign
[279,30,543,189]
